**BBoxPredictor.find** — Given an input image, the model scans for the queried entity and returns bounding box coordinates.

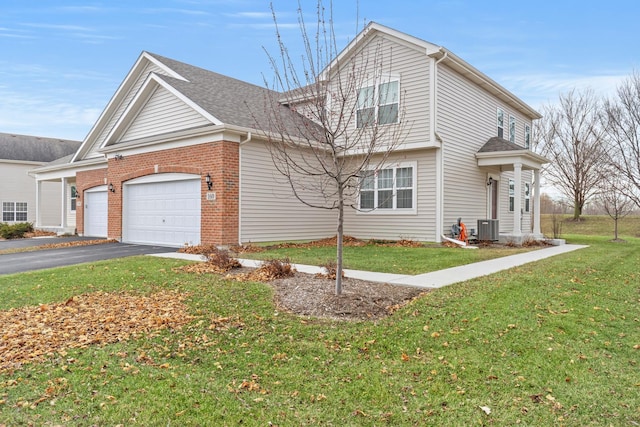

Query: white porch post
[533,169,541,235]
[35,180,42,227]
[513,162,522,235]
[61,177,68,229]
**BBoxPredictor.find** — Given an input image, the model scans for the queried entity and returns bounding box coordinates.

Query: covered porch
[476,137,549,244]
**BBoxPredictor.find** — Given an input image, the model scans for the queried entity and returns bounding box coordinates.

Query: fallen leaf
[480,406,491,415]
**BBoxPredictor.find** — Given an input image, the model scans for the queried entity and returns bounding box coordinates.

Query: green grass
[246,244,531,275]
[1,232,639,425]
[541,214,640,239]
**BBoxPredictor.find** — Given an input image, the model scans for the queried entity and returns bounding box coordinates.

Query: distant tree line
[534,71,640,227]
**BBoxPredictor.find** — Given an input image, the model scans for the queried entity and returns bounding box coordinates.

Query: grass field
[0,219,638,425]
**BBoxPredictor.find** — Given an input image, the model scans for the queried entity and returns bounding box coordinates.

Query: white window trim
[497,107,504,138]
[2,201,28,222]
[524,124,531,149]
[508,179,515,212]
[509,115,516,143]
[358,161,417,215]
[524,182,531,213]
[356,74,401,129]
[71,185,77,212]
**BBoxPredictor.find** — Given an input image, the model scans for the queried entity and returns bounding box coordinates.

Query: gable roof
[324,21,541,120]
[0,132,81,163]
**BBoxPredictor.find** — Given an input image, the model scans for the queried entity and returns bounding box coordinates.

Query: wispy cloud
[141,8,211,16]
[19,23,96,32]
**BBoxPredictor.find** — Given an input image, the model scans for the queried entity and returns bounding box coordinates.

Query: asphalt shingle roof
[478,136,526,153]
[146,52,319,138]
[0,133,82,163]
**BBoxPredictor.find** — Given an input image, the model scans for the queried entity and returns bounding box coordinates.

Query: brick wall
[102,141,239,245]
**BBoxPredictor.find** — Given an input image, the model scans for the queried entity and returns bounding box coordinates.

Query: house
[31,22,547,247]
[0,133,81,228]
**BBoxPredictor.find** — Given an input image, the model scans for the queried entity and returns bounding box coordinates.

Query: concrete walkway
[152,244,588,289]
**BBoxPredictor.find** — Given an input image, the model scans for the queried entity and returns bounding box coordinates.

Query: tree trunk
[335,187,344,295]
[614,217,619,240]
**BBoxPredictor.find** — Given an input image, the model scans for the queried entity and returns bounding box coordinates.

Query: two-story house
[1,133,80,229]
[32,22,547,247]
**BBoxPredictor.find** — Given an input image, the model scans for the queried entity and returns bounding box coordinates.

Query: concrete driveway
[0,238,176,275]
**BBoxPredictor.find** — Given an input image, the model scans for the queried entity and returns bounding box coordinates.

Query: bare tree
[604,70,640,208]
[535,89,609,220]
[257,1,408,294]
[597,173,634,241]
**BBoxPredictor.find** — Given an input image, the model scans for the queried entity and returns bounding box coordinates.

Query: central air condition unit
[477,219,499,241]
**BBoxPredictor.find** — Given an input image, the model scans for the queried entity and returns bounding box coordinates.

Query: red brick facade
[76,141,240,245]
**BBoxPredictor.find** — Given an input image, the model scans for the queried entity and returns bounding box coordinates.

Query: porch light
[205,173,212,190]
[108,183,115,193]
[486,177,494,186]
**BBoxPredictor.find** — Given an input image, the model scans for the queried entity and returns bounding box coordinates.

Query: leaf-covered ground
[0,290,192,372]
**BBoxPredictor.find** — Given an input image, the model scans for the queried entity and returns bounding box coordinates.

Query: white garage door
[84,188,108,238]
[123,174,201,247]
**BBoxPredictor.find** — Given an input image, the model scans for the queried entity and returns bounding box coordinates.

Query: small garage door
[84,187,108,238]
[123,174,201,247]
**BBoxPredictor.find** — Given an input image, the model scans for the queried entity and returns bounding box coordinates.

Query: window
[357,79,399,128]
[497,108,504,138]
[2,202,27,222]
[524,124,531,149]
[508,179,515,212]
[524,183,531,212]
[509,115,516,143]
[359,164,415,212]
[71,185,77,211]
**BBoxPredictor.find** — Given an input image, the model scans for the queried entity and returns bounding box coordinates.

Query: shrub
[205,247,242,272]
[256,258,295,280]
[0,222,34,239]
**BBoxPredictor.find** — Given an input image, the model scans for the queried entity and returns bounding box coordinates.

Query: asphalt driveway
[0,238,176,275]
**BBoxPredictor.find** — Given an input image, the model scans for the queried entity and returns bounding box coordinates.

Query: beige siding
[120,86,210,142]
[498,171,533,234]
[1,162,37,223]
[40,181,63,226]
[240,141,335,242]
[343,149,437,241]
[85,62,165,158]
[437,64,535,233]
[329,33,431,148]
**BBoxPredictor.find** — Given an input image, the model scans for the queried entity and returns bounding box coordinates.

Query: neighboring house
[0,133,81,229]
[32,22,547,247]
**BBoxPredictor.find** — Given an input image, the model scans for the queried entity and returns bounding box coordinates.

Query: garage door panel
[123,178,200,247]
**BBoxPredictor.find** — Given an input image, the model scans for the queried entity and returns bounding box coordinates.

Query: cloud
[19,23,96,32]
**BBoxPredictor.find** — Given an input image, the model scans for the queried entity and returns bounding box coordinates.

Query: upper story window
[71,185,77,211]
[524,124,531,149]
[357,79,399,128]
[497,108,504,138]
[2,202,27,222]
[509,115,516,143]
[359,162,416,213]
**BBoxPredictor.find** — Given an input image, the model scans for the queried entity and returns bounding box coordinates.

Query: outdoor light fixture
[486,177,494,186]
[108,183,115,193]
[205,173,212,190]
[114,154,124,160]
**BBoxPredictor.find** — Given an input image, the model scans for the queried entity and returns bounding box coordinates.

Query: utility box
[477,219,499,241]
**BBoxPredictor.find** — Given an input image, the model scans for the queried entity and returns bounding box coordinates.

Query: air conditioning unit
[477,219,499,241]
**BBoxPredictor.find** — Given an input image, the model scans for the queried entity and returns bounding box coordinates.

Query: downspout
[432,49,448,243]
[237,132,252,244]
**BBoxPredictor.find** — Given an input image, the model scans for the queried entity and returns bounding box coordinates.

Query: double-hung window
[357,79,399,128]
[2,202,27,222]
[524,124,531,149]
[497,108,504,138]
[509,115,516,143]
[359,163,416,212]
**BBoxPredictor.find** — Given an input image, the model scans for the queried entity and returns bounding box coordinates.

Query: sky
[0,0,638,142]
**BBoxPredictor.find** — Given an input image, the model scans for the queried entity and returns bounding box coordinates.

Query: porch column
[513,162,522,235]
[533,169,541,235]
[61,177,68,229]
[35,180,42,227]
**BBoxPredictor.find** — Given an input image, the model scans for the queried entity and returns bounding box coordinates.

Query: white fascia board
[100,73,222,149]
[32,158,107,181]
[476,150,549,170]
[72,52,189,163]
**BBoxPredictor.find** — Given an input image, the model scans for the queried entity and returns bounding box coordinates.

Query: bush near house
[0,222,33,239]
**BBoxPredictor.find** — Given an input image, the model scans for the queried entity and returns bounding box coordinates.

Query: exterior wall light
[205,173,213,190]
[108,183,115,193]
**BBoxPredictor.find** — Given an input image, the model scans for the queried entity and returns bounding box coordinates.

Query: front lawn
[0,236,638,425]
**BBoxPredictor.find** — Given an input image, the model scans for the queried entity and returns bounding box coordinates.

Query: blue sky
[1,0,638,141]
